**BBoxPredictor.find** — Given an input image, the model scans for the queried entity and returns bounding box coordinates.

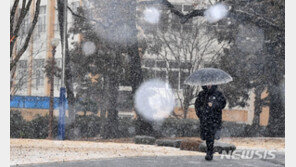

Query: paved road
[12,151,284,167]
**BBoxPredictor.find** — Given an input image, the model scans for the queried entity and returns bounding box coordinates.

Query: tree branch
[230,8,283,31]
[161,0,283,31]
[161,0,185,18]
[67,6,85,20]
[11,0,33,47]
[10,0,20,36]
[67,5,107,28]
[10,0,41,71]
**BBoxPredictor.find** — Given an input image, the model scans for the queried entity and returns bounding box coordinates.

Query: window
[40,5,46,14]
[171,11,182,31]
[156,60,166,68]
[181,61,192,69]
[35,69,42,88]
[155,70,166,79]
[16,60,28,90]
[169,61,180,69]
[19,60,27,69]
[54,12,60,32]
[168,71,179,89]
[182,5,193,33]
[54,76,60,89]
[158,9,169,32]
[143,22,158,34]
[183,18,193,33]
[33,59,45,88]
[37,6,46,33]
[142,68,155,80]
[171,5,182,31]
[37,16,46,33]
[180,71,190,88]
[144,59,155,68]
[34,59,44,68]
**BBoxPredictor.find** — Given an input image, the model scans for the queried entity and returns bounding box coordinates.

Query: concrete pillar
[45,0,56,96]
[28,0,35,96]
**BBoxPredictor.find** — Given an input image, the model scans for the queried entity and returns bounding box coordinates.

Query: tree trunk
[65,38,76,122]
[250,86,264,136]
[129,0,154,136]
[101,75,120,138]
[128,43,155,136]
[101,52,121,139]
[266,85,285,137]
[48,51,55,139]
[182,86,194,119]
[100,109,107,119]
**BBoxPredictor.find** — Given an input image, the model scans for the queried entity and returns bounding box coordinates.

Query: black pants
[206,139,214,155]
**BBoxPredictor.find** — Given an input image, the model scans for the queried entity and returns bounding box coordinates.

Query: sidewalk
[10,137,285,166]
[10,139,203,166]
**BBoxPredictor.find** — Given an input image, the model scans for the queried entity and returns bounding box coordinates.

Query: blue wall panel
[10,96,68,110]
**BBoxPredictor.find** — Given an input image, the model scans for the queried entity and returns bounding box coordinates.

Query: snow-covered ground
[10,139,203,166]
[219,137,285,151]
[10,137,284,166]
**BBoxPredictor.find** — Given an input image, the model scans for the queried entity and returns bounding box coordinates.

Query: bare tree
[10,40,46,96]
[66,0,224,133]
[10,0,42,71]
[145,18,226,118]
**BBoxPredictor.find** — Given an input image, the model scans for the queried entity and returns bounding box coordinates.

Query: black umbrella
[184,68,233,86]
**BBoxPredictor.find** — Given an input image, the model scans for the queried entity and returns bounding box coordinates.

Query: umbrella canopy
[184,68,233,86]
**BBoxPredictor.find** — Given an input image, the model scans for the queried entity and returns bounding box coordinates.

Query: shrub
[10,110,32,138]
[156,139,182,148]
[221,122,266,137]
[10,110,267,139]
[160,118,200,137]
[180,139,203,151]
[117,117,136,138]
[65,115,101,139]
[134,135,156,145]
[29,114,58,139]
[10,111,58,139]
[243,124,267,137]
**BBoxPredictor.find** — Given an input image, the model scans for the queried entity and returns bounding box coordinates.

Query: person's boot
[205,152,213,161]
[205,139,214,161]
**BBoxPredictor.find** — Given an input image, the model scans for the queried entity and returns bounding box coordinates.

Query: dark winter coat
[195,85,226,140]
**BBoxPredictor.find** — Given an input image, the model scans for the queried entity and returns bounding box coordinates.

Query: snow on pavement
[10,139,204,166]
[219,137,285,152]
[10,137,285,165]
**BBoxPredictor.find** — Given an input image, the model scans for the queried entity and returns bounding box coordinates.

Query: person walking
[195,85,226,161]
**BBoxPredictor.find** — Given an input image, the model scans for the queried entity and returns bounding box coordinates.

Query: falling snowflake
[143,7,161,24]
[82,41,96,56]
[204,3,229,23]
[135,79,175,122]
